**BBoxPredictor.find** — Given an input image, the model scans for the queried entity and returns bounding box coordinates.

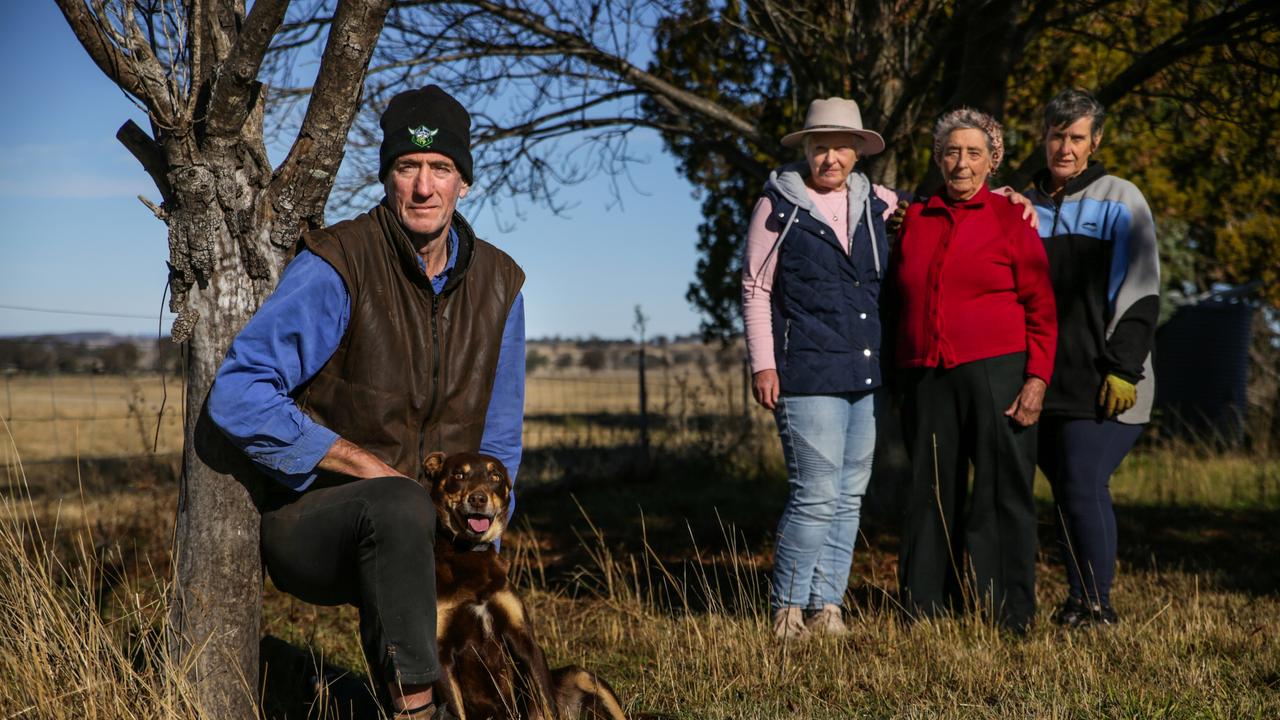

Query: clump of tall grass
[0,445,202,719]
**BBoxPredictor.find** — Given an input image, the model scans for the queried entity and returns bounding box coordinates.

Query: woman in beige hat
[743,98,1036,640]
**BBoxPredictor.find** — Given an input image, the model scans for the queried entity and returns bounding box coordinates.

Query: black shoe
[1052,597,1090,628]
[1089,602,1120,627]
[1054,597,1120,629]
[395,702,459,720]
[1001,618,1031,638]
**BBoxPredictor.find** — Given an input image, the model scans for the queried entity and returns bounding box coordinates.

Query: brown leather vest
[295,203,524,480]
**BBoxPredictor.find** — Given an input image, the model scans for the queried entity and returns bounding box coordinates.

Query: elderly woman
[741,97,901,640]
[892,107,1057,634]
[1026,88,1160,629]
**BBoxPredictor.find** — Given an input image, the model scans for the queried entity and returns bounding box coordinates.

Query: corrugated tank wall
[1154,293,1257,444]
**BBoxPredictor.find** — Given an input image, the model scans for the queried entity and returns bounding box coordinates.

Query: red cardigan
[892,185,1057,382]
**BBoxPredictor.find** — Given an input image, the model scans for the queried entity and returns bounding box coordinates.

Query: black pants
[898,352,1039,631]
[261,476,440,687]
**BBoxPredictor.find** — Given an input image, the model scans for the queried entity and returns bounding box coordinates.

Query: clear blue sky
[0,4,707,341]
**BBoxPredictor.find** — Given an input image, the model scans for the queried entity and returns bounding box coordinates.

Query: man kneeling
[209,84,526,718]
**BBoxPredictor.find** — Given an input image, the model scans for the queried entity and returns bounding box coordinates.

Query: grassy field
[1,374,186,461]
[2,378,1279,718]
[1,369,756,462]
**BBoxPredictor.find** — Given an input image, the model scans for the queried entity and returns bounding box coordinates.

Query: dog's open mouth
[465,514,493,535]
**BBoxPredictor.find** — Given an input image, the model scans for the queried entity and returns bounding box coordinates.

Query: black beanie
[379,85,473,183]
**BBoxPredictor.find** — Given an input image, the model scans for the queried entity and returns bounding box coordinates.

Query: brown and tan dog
[423,451,629,720]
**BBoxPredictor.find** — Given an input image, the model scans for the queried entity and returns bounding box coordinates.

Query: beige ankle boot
[772,607,809,640]
[804,603,849,636]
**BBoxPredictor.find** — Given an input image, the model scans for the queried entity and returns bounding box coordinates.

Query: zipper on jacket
[784,319,791,354]
[418,293,442,471]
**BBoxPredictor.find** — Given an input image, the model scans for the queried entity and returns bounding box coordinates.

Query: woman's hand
[1098,373,1137,417]
[752,369,781,410]
[1004,376,1047,427]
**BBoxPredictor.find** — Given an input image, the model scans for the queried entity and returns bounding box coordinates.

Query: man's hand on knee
[318,437,405,479]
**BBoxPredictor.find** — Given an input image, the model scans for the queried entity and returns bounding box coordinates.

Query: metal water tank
[1154,285,1259,444]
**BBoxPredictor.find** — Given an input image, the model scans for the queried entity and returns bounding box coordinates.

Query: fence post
[638,340,649,463]
[88,371,98,455]
[48,371,59,457]
[634,305,650,466]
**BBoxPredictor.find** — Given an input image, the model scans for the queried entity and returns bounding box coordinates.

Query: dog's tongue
[467,516,492,533]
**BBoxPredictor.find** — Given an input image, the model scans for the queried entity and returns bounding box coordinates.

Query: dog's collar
[448,536,493,553]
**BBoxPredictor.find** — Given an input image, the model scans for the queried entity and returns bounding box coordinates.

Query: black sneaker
[1089,602,1120,627]
[1052,597,1090,628]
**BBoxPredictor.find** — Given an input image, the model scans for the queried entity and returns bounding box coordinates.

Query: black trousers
[898,352,1039,630]
[260,476,440,687]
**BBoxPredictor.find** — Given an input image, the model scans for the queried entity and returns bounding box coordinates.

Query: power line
[0,303,175,321]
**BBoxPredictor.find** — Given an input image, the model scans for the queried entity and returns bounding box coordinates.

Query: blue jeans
[770,391,876,611]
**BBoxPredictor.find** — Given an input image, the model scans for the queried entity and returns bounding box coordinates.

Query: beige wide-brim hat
[781,97,886,156]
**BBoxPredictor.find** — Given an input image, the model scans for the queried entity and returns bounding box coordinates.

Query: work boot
[1052,596,1090,627]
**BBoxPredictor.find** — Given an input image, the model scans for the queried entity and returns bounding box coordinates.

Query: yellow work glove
[1098,374,1137,418]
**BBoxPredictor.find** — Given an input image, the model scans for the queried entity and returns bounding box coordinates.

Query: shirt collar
[926,182,992,210]
[415,225,459,283]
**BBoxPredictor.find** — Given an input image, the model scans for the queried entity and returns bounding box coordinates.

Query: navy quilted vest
[767,184,889,395]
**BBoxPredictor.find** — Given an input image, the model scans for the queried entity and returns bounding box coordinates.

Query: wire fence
[1,352,773,465]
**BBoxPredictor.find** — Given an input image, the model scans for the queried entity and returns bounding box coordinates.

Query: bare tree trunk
[167,151,278,718]
[173,350,264,717]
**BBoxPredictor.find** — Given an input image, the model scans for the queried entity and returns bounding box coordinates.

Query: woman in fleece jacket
[1026,88,1161,630]
[891,107,1056,636]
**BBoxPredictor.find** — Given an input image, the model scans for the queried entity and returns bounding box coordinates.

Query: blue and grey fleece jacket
[1027,162,1160,424]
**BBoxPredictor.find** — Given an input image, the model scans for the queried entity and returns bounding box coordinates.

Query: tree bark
[166,155,276,719]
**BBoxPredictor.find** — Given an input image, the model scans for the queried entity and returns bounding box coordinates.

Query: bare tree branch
[205,0,291,138]
[117,118,175,204]
[55,0,176,123]
[458,0,768,146]
[270,0,391,246]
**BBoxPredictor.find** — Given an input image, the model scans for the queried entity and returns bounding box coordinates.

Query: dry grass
[2,419,1278,718]
[0,374,184,461]
[0,452,201,719]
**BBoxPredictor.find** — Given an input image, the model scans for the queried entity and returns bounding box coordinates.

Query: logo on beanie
[409,126,438,148]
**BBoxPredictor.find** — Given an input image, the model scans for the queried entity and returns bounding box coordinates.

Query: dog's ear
[423,451,447,481]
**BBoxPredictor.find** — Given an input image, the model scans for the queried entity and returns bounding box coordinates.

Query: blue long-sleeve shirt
[208,229,525,492]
